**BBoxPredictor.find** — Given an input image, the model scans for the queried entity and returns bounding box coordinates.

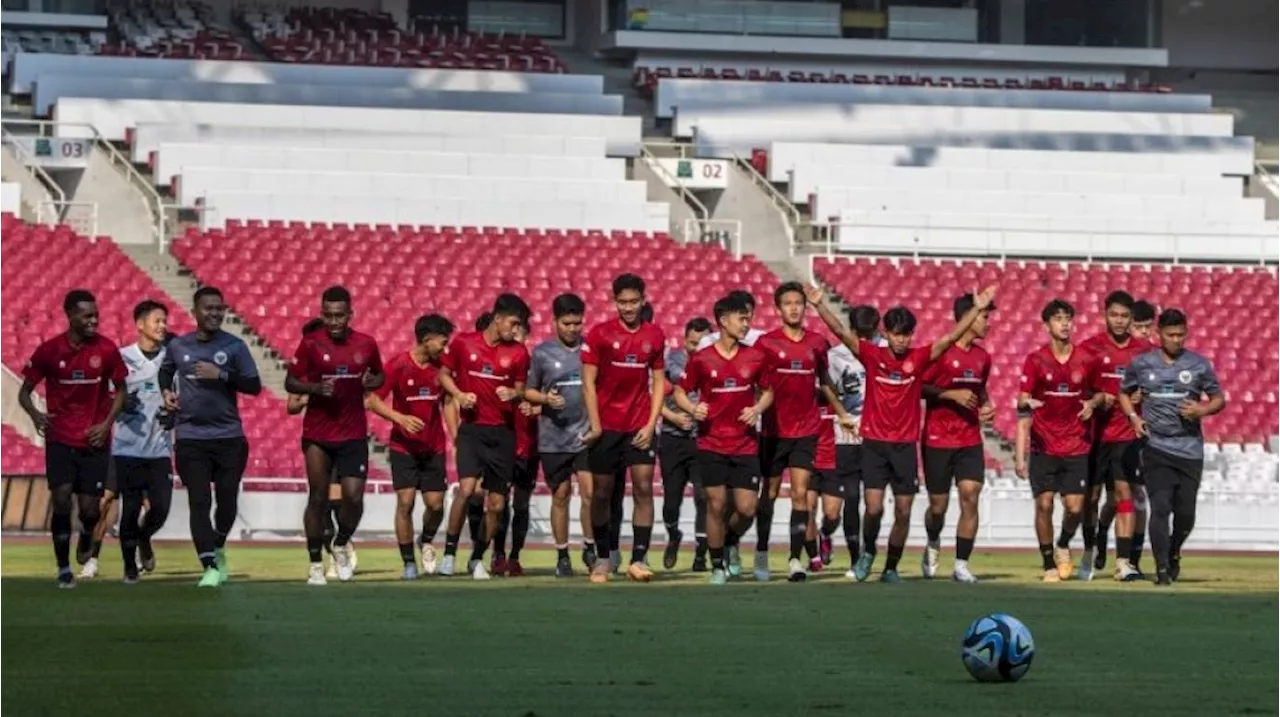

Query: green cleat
[854,552,875,582]
[879,569,902,584]
[710,568,728,585]
[197,567,221,588]
[216,547,229,585]
[726,546,742,578]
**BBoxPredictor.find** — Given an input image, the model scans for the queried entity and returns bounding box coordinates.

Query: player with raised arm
[919,293,995,583]
[1118,309,1225,586]
[366,314,454,580]
[1080,291,1149,582]
[1015,299,1107,582]
[660,317,713,571]
[581,274,666,583]
[674,293,775,585]
[807,283,997,583]
[494,320,539,577]
[437,294,531,580]
[756,282,844,583]
[524,293,594,578]
[19,290,127,588]
[285,285,384,585]
[160,287,262,587]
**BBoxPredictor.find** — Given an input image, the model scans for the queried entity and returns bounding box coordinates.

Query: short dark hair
[713,293,752,324]
[612,273,645,297]
[192,286,222,306]
[492,293,531,323]
[882,306,917,335]
[1041,299,1075,322]
[474,312,493,332]
[952,293,995,322]
[321,285,351,306]
[415,313,454,342]
[1131,300,1156,322]
[685,317,712,335]
[773,282,805,307]
[1103,290,1135,311]
[132,300,167,322]
[849,305,880,340]
[301,318,325,335]
[62,289,95,313]
[552,293,585,318]
[727,289,756,310]
[1157,308,1187,329]
[639,303,654,323]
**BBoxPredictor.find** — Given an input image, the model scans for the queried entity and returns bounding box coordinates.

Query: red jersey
[756,328,830,439]
[440,331,530,428]
[374,351,446,455]
[581,318,665,433]
[678,343,772,455]
[1018,344,1095,457]
[1081,332,1149,444]
[921,343,991,449]
[22,332,126,448]
[815,407,837,471]
[289,329,383,442]
[859,342,934,444]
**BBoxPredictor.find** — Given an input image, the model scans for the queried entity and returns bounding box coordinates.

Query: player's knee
[395,498,414,517]
[424,493,445,512]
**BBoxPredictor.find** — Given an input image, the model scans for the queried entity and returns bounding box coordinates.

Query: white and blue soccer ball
[961,613,1035,683]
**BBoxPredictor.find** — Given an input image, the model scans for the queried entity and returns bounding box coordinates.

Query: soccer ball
[961,613,1035,683]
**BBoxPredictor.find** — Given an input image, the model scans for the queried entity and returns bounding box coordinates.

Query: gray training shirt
[661,346,696,439]
[528,339,588,454]
[1120,349,1221,461]
[161,331,259,441]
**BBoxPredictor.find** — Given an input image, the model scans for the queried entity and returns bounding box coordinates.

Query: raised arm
[804,284,860,356]
[930,284,997,361]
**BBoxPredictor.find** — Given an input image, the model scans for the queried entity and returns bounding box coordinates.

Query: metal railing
[0,124,68,222]
[37,200,99,237]
[637,141,748,252]
[683,217,744,260]
[729,151,800,249]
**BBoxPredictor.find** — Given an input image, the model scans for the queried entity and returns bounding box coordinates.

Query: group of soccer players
[20,271,1224,589]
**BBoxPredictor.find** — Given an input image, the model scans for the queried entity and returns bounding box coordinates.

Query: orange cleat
[626,561,654,583]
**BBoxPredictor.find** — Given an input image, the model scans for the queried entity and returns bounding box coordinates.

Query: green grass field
[2,542,1276,717]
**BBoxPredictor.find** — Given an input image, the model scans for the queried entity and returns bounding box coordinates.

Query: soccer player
[366,314,454,580]
[807,284,997,582]
[525,293,593,578]
[695,290,766,351]
[1015,299,1107,582]
[1104,297,1157,573]
[660,316,712,571]
[919,293,996,583]
[285,285,384,585]
[674,293,775,584]
[437,293,531,580]
[756,282,843,583]
[19,289,127,588]
[159,286,262,587]
[1130,300,1156,343]
[1118,309,1224,586]
[1080,291,1149,582]
[815,305,878,576]
[493,320,539,577]
[106,300,175,583]
[581,274,666,583]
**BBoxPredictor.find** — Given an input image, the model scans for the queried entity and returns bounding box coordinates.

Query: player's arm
[361,343,385,392]
[365,391,423,434]
[1180,359,1227,420]
[804,284,860,357]
[642,365,665,437]
[286,394,308,415]
[230,342,263,395]
[502,350,530,405]
[674,356,706,420]
[443,395,460,442]
[930,285,997,361]
[580,332,604,441]
[85,352,128,448]
[17,347,48,435]
[1014,411,1031,479]
[284,339,329,396]
[1116,361,1147,437]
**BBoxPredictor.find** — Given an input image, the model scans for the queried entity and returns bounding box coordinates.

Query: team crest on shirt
[89,355,102,369]
[354,352,364,364]
[213,350,228,366]
[1178,370,1193,384]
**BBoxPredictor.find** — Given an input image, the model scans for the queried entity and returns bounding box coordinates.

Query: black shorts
[112,456,172,495]
[541,451,589,490]
[302,438,368,481]
[176,437,250,488]
[46,442,109,496]
[817,444,863,498]
[696,451,761,491]
[588,429,656,475]
[922,444,985,495]
[455,423,515,493]
[389,451,446,492]
[1029,453,1089,496]
[761,435,818,476]
[659,435,699,489]
[513,454,540,491]
[1091,440,1142,488]
[1141,447,1203,495]
[861,439,919,496]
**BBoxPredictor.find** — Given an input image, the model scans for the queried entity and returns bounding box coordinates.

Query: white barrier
[11,53,604,95]
[1,182,20,213]
[199,193,671,233]
[154,144,625,187]
[175,168,648,206]
[53,98,644,156]
[34,75,624,118]
[654,77,1213,119]
[132,124,608,164]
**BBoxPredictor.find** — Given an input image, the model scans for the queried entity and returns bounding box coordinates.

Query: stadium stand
[100,0,245,60]
[1,424,44,475]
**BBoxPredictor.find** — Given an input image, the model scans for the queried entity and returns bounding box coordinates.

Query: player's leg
[302,441,337,584]
[208,438,250,584]
[701,455,730,584]
[443,423,485,576]
[390,452,422,578]
[951,446,985,583]
[81,479,117,578]
[322,481,340,577]
[804,489,822,572]
[1094,473,1117,572]
[818,488,843,564]
[418,453,447,575]
[838,446,863,575]
[1079,448,1105,580]
[71,448,105,570]
[659,439,691,569]
[176,440,222,586]
[489,488,512,573]
[728,480,761,574]
[507,458,535,576]
[1028,454,1062,582]
[879,444,918,582]
[755,437,784,581]
[1143,453,1176,584]
[920,446,952,580]
[117,464,145,583]
[45,443,81,586]
[542,454,576,577]
[473,426,515,580]
[1167,467,1201,582]
[577,470,597,568]
[1130,483,1148,574]
[856,440,892,580]
[136,458,173,574]
[626,455,657,581]
[1109,475,1139,581]
[466,492,485,545]
[586,432,621,581]
[691,468,709,570]
[609,465,625,573]
[785,437,819,582]
[1054,457,1088,580]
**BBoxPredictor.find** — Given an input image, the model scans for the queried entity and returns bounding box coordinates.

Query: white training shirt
[111,343,172,459]
[695,328,766,352]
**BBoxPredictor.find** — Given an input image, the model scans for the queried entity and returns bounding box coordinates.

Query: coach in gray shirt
[1118,308,1224,586]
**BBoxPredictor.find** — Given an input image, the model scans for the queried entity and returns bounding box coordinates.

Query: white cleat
[952,559,978,583]
[438,554,456,576]
[787,558,807,583]
[844,568,858,580]
[1078,549,1096,582]
[921,542,940,579]
[349,542,359,574]
[471,559,491,581]
[325,557,337,580]
[1114,559,1140,582]
[420,543,438,575]
[333,542,355,582]
[79,557,99,579]
[307,563,327,586]
[753,551,770,582]
[401,564,419,581]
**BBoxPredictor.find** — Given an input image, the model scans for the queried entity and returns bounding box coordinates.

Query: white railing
[36,200,99,237]
[1,124,67,221]
[683,217,744,260]
[730,150,800,250]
